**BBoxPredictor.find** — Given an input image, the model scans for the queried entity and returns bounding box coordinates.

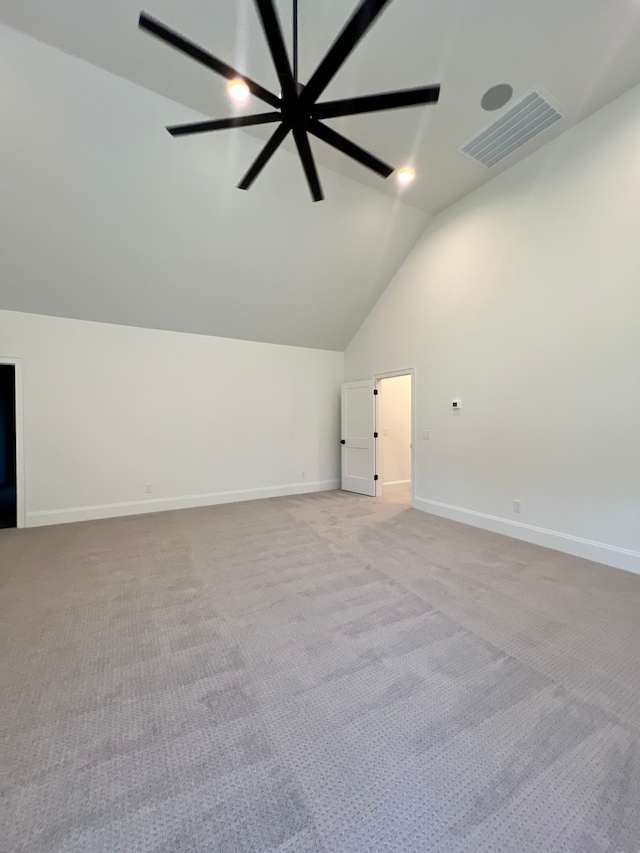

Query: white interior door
[341,380,376,496]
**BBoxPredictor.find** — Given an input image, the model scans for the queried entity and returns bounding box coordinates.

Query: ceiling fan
[139,0,440,202]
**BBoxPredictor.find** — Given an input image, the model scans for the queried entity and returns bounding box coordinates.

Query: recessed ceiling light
[227,78,250,103]
[397,167,415,185]
[481,84,513,111]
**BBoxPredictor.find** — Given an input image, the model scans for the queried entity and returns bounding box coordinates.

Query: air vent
[459,90,563,168]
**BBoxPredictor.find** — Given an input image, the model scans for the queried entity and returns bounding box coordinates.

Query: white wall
[0,309,343,526]
[345,83,640,574]
[378,375,411,489]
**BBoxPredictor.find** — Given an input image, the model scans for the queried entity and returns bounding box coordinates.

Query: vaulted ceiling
[4,0,640,213]
[2,1,640,348]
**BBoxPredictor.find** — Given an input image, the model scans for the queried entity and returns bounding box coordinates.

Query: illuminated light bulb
[227,78,250,103]
[397,167,415,185]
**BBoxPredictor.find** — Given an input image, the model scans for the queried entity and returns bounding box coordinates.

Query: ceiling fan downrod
[293,0,298,85]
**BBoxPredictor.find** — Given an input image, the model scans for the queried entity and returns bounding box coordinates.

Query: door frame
[0,357,26,528]
[373,368,416,506]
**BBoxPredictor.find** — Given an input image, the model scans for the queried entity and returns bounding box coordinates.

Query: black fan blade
[168,112,282,137]
[302,0,393,105]
[293,129,324,202]
[238,123,290,190]
[139,13,280,108]
[308,121,393,178]
[314,86,440,119]
[253,0,297,101]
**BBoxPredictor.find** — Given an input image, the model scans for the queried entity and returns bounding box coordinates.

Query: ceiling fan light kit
[139,0,440,202]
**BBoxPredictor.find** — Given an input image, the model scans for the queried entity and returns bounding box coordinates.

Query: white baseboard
[27,480,340,527]
[413,496,640,575]
[382,480,411,492]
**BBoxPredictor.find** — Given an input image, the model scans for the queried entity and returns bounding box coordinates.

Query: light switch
[422,430,431,440]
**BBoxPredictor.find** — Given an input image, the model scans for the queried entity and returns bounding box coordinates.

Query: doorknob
[340,440,346,444]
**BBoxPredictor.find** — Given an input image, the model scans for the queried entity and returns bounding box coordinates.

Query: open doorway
[375,372,413,507]
[0,364,17,529]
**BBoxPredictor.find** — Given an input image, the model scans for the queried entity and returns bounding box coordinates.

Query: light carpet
[1,491,640,852]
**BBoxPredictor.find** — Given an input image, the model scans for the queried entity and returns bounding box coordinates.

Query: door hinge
[374,474,379,481]
[373,432,378,438]
[373,389,378,395]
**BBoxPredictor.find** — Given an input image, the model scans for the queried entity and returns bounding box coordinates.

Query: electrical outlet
[422,430,431,440]
[301,470,306,479]
[513,499,522,513]
[145,483,152,494]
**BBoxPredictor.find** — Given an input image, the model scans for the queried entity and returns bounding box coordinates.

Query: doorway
[0,364,17,529]
[375,372,413,507]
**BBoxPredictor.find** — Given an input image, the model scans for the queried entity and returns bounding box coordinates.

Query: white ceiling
[3,2,640,352]
[2,0,640,214]
[0,24,428,350]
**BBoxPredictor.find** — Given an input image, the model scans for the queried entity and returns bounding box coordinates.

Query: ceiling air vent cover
[459,90,563,168]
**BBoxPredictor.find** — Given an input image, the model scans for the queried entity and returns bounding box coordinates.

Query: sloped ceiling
[2,1,640,349]
[0,24,429,350]
[2,0,640,214]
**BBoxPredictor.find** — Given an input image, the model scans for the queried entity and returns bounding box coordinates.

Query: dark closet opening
[0,365,17,529]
